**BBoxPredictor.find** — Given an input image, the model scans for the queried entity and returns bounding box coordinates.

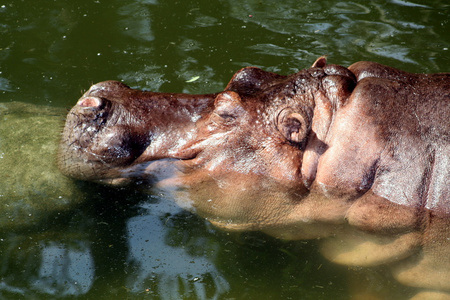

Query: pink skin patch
[77,97,102,108]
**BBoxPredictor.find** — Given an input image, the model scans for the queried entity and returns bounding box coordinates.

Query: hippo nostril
[77,97,102,108]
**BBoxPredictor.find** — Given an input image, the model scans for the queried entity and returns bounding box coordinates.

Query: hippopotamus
[58,57,450,299]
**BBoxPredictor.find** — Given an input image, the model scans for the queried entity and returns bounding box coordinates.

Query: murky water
[0,0,448,299]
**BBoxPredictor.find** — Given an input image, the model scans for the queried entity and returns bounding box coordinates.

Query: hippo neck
[299,65,357,189]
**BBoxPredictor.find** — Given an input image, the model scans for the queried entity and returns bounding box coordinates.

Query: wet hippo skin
[58,57,450,299]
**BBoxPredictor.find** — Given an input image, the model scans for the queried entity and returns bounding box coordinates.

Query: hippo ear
[213,91,245,120]
[277,108,310,144]
[312,56,327,68]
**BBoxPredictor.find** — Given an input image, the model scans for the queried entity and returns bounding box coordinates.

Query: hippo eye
[210,111,237,127]
[215,110,238,121]
[212,91,245,124]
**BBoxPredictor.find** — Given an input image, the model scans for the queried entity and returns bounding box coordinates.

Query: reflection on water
[125,199,230,299]
[228,0,448,68]
[33,241,94,296]
[0,184,348,299]
[0,224,94,298]
[0,0,449,299]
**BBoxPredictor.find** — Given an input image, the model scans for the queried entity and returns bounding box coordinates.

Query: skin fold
[59,57,450,298]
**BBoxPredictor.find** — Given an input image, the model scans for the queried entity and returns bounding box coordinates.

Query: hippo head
[59,57,356,231]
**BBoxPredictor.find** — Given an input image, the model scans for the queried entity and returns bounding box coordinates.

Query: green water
[0,0,448,299]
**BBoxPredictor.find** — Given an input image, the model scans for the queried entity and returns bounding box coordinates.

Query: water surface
[0,0,448,299]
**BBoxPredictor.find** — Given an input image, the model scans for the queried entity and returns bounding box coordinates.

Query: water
[0,0,448,299]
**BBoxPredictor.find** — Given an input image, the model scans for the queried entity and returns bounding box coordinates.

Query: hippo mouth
[58,95,152,183]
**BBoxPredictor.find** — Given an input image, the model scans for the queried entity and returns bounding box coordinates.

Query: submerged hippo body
[59,58,450,298]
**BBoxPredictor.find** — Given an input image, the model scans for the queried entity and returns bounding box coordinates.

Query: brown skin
[59,57,450,297]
